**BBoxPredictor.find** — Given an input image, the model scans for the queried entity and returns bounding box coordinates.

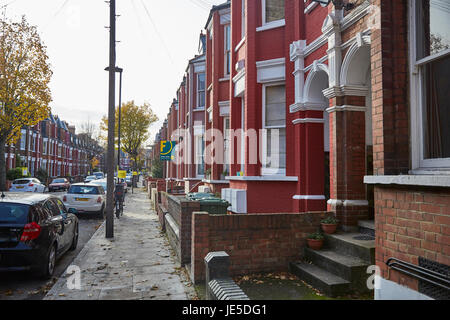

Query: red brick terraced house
[4,113,105,183]
[203,1,233,195]
[150,0,450,299]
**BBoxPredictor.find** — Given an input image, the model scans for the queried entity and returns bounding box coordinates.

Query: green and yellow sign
[160,140,176,161]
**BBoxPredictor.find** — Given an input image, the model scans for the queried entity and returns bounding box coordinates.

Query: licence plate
[16,186,24,189]
[75,198,89,202]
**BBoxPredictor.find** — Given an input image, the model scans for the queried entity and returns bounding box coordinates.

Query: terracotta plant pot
[321,223,338,235]
[307,239,324,250]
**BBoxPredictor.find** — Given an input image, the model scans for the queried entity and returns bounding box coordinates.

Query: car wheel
[39,244,56,279]
[69,224,79,251]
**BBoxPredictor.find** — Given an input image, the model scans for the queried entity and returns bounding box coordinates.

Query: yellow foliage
[0,16,53,144]
[100,100,158,160]
[91,157,100,169]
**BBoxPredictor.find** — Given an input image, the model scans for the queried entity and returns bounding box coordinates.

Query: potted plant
[307,232,325,250]
[220,170,228,180]
[321,216,339,234]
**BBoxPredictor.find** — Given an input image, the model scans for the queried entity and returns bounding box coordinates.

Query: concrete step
[304,248,371,292]
[358,220,375,237]
[324,232,375,264]
[289,262,351,298]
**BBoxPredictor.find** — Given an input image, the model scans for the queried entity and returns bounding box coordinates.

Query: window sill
[226,175,297,182]
[364,175,450,188]
[256,19,285,32]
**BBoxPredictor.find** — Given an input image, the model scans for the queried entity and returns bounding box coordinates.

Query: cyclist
[114,181,125,218]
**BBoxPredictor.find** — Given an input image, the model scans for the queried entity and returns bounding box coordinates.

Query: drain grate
[353,235,375,241]
[418,257,450,300]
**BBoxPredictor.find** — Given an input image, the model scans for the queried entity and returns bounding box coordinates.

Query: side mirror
[68,208,77,214]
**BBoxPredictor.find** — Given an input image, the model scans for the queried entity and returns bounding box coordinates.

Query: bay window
[262,84,286,175]
[410,0,450,170]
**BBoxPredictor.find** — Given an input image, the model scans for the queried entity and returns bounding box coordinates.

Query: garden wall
[191,211,332,283]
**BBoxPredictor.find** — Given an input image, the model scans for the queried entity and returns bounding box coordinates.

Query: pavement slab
[44,188,196,300]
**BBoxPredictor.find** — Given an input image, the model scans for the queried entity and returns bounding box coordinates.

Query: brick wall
[160,192,200,265]
[375,186,450,291]
[371,0,409,175]
[191,211,332,283]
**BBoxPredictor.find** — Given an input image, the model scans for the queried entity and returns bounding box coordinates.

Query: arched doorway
[341,39,374,219]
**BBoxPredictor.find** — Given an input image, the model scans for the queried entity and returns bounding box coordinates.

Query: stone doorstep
[289,262,351,298]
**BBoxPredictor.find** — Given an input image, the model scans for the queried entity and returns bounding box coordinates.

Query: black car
[0,193,79,278]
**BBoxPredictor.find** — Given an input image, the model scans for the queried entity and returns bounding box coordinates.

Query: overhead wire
[139,0,174,65]
[42,0,71,31]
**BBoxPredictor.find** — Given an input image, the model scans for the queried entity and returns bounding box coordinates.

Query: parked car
[125,175,132,187]
[48,178,70,192]
[9,178,46,193]
[93,172,105,180]
[84,175,98,183]
[0,193,79,278]
[90,179,107,193]
[63,184,106,218]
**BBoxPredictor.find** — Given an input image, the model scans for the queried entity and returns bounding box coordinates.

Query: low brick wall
[375,185,450,295]
[159,192,200,265]
[191,211,331,283]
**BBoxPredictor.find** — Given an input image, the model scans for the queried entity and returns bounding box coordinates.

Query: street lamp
[104,66,123,171]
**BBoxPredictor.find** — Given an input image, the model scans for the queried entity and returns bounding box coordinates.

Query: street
[0,192,103,300]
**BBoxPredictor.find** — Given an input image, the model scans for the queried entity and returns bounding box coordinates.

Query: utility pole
[117,68,123,170]
[106,0,116,239]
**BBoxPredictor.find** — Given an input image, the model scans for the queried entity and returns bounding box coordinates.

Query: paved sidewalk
[45,189,196,300]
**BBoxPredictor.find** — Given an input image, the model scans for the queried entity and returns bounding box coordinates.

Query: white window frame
[196,73,206,109]
[195,134,205,178]
[224,117,230,174]
[409,0,450,172]
[20,130,26,150]
[261,82,286,176]
[260,0,285,31]
[224,24,231,76]
[43,139,48,155]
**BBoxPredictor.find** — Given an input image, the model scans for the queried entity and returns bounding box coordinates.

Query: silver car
[63,184,106,218]
[9,178,47,193]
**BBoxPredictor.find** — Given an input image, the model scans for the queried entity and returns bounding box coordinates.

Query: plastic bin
[198,198,230,215]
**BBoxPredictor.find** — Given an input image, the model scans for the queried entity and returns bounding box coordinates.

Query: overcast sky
[2,0,224,145]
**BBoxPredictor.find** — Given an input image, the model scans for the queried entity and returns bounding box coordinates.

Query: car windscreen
[13,180,31,185]
[0,203,30,224]
[68,186,100,195]
[52,179,65,183]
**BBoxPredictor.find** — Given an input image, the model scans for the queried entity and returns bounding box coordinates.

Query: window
[20,130,26,150]
[411,0,450,169]
[264,0,285,24]
[195,135,205,177]
[262,84,286,175]
[43,140,48,155]
[224,117,230,175]
[225,25,231,76]
[197,73,206,109]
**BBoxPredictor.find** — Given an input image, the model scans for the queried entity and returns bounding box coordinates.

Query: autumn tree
[100,101,158,171]
[0,16,52,190]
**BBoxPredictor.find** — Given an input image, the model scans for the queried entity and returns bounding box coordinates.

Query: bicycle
[114,184,125,219]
